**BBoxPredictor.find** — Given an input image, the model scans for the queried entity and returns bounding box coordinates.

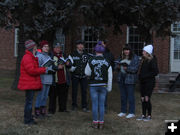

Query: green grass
[0,72,180,135]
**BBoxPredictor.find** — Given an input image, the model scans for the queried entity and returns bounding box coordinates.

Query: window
[171,23,180,33]
[171,23,180,60]
[14,28,19,57]
[127,26,144,56]
[55,28,65,52]
[82,27,99,53]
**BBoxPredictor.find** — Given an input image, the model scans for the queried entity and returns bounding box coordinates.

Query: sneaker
[117,112,126,117]
[136,115,146,121]
[143,116,151,121]
[126,113,135,119]
[82,108,90,112]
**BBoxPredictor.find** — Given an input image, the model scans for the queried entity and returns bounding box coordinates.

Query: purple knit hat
[94,41,105,53]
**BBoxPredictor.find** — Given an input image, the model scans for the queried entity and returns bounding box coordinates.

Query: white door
[170,35,180,72]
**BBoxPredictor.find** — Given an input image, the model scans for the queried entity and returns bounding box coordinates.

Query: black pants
[140,79,155,116]
[72,76,88,108]
[48,83,69,113]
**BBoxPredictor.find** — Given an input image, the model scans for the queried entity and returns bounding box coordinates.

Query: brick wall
[0,27,170,74]
[0,28,16,70]
[154,36,170,73]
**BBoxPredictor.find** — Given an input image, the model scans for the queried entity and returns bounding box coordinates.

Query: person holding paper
[34,40,54,118]
[18,40,47,125]
[68,40,90,112]
[48,42,71,114]
[116,44,140,119]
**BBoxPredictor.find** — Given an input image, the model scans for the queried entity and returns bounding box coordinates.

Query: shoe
[126,113,135,119]
[24,120,37,125]
[72,106,78,111]
[136,115,146,121]
[82,108,90,112]
[143,116,151,121]
[59,110,70,113]
[99,123,104,129]
[117,112,126,117]
[92,122,98,129]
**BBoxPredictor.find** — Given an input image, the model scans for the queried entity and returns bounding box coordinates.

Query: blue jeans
[90,86,107,122]
[24,90,34,124]
[35,84,50,107]
[119,83,135,114]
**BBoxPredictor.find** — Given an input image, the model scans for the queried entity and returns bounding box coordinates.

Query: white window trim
[14,28,19,57]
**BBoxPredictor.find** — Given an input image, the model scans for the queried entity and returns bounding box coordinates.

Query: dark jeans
[72,76,88,108]
[119,83,135,114]
[48,83,69,113]
[24,90,34,124]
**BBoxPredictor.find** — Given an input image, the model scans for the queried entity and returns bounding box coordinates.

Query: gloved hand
[106,86,112,92]
[46,66,55,74]
[69,66,76,72]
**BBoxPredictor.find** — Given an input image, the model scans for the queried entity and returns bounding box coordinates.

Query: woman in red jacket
[18,40,47,125]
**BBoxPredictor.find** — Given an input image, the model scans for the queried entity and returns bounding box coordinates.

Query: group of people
[18,39,158,129]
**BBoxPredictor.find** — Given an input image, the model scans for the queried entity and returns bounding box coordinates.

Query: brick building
[0,23,180,74]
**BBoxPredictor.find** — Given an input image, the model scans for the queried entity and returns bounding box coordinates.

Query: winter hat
[143,44,153,55]
[25,40,36,50]
[76,40,84,45]
[53,42,61,48]
[94,41,105,53]
[40,40,49,48]
[123,44,131,50]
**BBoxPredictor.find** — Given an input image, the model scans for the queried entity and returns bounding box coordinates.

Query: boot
[41,106,51,117]
[92,121,98,129]
[34,107,41,118]
[99,122,104,129]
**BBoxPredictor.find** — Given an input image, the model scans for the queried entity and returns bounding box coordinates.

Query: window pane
[174,51,179,59]
[82,27,98,53]
[128,27,144,56]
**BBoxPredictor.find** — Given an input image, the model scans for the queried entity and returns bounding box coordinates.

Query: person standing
[85,42,113,129]
[48,43,71,114]
[18,40,47,125]
[116,44,140,119]
[101,40,114,113]
[34,40,54,118]
[137,44,159,121]
[68,40,89,112]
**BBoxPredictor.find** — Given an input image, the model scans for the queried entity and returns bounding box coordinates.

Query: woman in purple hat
[85,41,113,129]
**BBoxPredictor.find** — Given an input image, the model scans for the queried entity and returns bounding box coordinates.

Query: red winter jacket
[18,50,46,90]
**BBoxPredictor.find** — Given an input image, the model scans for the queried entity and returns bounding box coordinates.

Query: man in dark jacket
[68,40,90,112]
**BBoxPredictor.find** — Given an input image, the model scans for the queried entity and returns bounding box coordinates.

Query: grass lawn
[0,71,180,135]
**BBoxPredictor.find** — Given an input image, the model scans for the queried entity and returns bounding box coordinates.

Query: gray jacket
[36,52,53,85]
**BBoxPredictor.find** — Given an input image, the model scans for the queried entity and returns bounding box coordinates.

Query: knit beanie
[94,41,105,53]
[54,42,63,48]
[143,44,153,55]
[25,40,36,50]
[40,40,49,48]
[76,40,84,45]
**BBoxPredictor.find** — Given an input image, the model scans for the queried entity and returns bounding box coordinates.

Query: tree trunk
[11,26,25,90]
